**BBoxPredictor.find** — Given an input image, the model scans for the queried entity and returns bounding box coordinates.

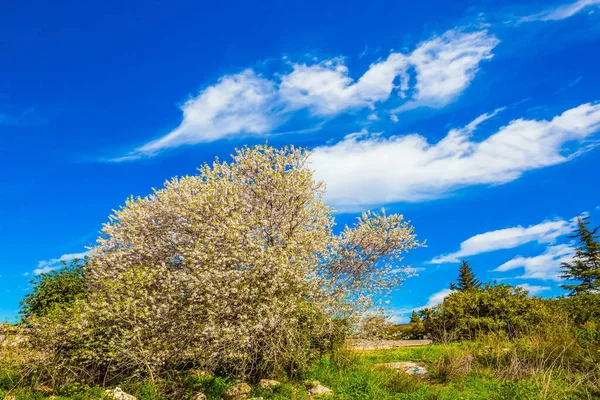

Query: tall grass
[2,322,599,399]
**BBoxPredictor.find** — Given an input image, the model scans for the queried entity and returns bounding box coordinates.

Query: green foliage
[421,284,553,342]
[561,216,600,296]
[392,322,426,340]
[449,260,480,292]
[410,311,420,323]
[553,292,600,351]
[19,259,87,319]
[359,315,425,340]
[555,292,600,325]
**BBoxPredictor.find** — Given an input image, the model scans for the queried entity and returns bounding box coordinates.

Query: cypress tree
[561,216,600,296]
[410,310,420,323]
[450,260,481,291]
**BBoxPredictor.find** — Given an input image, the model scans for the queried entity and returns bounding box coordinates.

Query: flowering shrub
[28,145,422,383]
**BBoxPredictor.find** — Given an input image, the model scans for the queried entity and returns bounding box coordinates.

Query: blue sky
[2,0,600,322]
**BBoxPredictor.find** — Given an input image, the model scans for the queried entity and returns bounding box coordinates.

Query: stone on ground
[304,380,334,397]
[258,379,281,389]
[105,387,137,400]
[376,361,428,376]
[222,382,252,400]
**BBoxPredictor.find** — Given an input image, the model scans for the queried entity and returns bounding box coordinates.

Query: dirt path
[348,339,432,350]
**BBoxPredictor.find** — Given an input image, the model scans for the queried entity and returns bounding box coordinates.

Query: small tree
[561,216,600,296]
[410,310,421,323]
[449,260,480,292]
[20,259,87,319]
[29,145,423,382]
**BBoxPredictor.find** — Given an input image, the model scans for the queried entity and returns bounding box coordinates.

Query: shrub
[20,259,87,319]
[552,293,600,355]
[28,145,422,384]
[554,292,600,326]
[421,284,554,342]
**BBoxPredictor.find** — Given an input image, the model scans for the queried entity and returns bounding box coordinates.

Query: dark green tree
[450,260,480,291]
[561,216,600,296]
[410,310,420,323]
[20,258,87,319]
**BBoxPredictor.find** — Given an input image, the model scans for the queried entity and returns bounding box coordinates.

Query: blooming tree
[30,145,422,382]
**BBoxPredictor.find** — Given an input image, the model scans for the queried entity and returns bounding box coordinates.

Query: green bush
[421,284,554,342]
[552,293,600,356]
[20,259,87,319]
[554,292,600,326]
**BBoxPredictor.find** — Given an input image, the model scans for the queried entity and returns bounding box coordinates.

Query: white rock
[105,387,137,400]
[308,384,334,397]
[222,382,252,400]
[376,361,428,376]
[258,379,281,389]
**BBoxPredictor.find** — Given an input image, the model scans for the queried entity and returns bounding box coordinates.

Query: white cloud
[34,251,90,275]
[430,216,578,264]
[421,288,454,309]
[398,30,499,110]
[282,29,498,115]
[33,265,61,275]
[519,0,600,23]
[517,283,552,295]
[494,244,576,281]
[117,28,497,160]
[129,71,279,158]
[280,54,409,115]
[392,288,454,323]
[311,103,600,209]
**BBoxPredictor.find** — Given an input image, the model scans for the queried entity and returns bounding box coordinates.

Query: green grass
[299,345,554,400]
[356,343,472,365]
[0,344,586,399]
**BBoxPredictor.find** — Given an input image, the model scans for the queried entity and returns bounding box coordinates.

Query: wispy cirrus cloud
[0,107,46,127]
[311,103,600,209]
[495,244,576,281]
[428,212,585,281]
[395,30,498,111]
[519,0,600,23]
[124,71,281,159]
[114,28,498,161]
[430,216,579,264]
